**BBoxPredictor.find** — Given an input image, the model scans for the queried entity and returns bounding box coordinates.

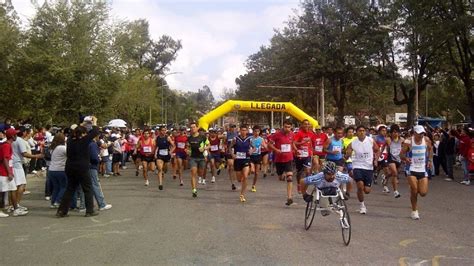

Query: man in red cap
[0,128,28,217]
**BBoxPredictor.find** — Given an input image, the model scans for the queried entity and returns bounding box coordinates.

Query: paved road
[1,166,473,265]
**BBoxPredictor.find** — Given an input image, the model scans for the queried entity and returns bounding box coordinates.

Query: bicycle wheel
[337,198,351,245]
[304,189,317,230]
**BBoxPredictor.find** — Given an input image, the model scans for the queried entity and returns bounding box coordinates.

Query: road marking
[398,257,408,266]
[90,217,100,223]
[84,218,132,228]
[432,255,445,266]
[399,239,417,247]
[257,224,282,230]
[63,231,127,244]
[15,235,30,242]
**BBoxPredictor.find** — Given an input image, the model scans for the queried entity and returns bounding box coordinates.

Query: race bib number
[159,149,168,156]
[298,149,309,157]
[413,157,425,165]
[281,144,291,153]
[143,146,152,153]
[177,142,185,149]
[355,153,370,160]
[333,146,342,153]
[314,145,323,152]
[236,152,247,159]
[210,145,219,152]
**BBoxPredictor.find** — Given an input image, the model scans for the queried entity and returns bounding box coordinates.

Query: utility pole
[320,77,325,126]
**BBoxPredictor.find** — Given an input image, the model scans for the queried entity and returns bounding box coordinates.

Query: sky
[12,0,301,99]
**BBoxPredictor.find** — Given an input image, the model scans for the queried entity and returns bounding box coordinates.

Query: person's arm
[267,139,280,154]
[1,149,13,181]
[336,172,353,184]
[399,141,410,164]
[344,143,353,160]
[323,138,334,154]
[425,136,433,167]
[168,136,176,153]
[372,139,380,167]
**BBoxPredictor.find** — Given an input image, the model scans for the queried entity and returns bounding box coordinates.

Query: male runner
[187,123,209,197]
[249,125,264,192]
[386,124,404,197]
[312,125,328,173]
[231,125,253,202]
[155,126,175,190]
[293,119,315,193]
[324,127,345,171]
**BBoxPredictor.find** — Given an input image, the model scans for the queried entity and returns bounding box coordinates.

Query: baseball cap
[70,124,78,130]
[270,128,276,134]
[413,125,426,134]
[5,128,19,138]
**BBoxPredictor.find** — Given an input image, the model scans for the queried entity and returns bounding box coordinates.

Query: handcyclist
[293,119,315,193]
[312,125,328,174]
[386,124,404,198]
[134,129,156,186]
[300,161,352,217]
[155,126,175,190]
[249,125,264,192]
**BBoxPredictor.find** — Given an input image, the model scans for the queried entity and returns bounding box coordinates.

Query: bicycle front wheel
[304,190,317,230]
[338,198,351,246]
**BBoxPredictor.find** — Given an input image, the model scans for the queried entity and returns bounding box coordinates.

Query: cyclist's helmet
[322,161,337,175]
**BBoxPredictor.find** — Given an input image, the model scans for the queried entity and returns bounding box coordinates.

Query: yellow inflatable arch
[198,100,319,130]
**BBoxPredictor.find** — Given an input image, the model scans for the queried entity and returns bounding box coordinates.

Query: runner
[129,129,141,176]
[170,129,179,180]
[206,128,221,183]
[344,125,380,214]
[174,127,188,186]
[400,125,433,220]
[155,126,175,190]
[135,129,156,186]
[342,126,355,197]
[312,125,328,174]
[260,130,270,178]
[249,125,264,192]
[373,125,389,185]
[224,125,238,190]
[293,119,315,193]
[324,127,345,171]
[386,124,404,197]
[187,122,209,197]
[268,120,295,206]
[231,125,253,202]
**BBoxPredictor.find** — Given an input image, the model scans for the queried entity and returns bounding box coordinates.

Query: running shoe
[444,177,453,181]
[359,206,367,214]
[211,176,216,183]
[383,186,390,193]
[202,179,206,185]
[99,204,112,211]
[231,184,236,191]
[0,212,8,218]
[17,205,28,211]
[460,180,471,185]
[198,177,202,184]
[251,185,256,192]
[285,198,294,206]
[263,173,267,178]
[411,210,420,220]
[173,175,177,180]
[23,190,31,195]
[45,196,51,201]
[159,185,163,190]
[145,180,149,186]
[394,191,401,198]
[12,209,28,217]
[192,189,198,198]
[240,194,246,202]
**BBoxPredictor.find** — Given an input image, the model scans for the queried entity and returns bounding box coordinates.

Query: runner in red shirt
[174,127,188,185]
[134,129,156,186]
[293,119,315,193]
[312,125,328,173]
[268,120,295,206]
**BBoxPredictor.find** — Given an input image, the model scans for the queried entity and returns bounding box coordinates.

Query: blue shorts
[208,153,221,163]
[353,169,373,187]
[176,151,187,160]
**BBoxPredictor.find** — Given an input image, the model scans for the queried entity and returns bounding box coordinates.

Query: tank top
[375,135,388,160]
[175,135,188,153]
[209,137,221,154]
[250,136,263,155]
[409,137,427,173]
[389,138,402,162]
[351,137,374,170]
[326,137,343,161]
[156,135,170,156]
[140,138,154,157]
[234,136,251,159]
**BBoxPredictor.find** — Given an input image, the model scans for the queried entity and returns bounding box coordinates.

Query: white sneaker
[211,176,216,183]
[17,205,28,211]
[383,186,390,193]
[460,180,470,185]
[12,208,28,216]
[138,165,143,170]
[0,212,8,218]
[202,179,206,185]
[359,206,367,214]
[45,196,51,201]
[411,210,420,220]
[103,174,111,178]
[145,180,149,186]
[41,167,47,171]
[121,166,127,170]
[394,191,401,198]
[198,177,202,184]
[23,190,31,195]
[32,170,38,174]
[99,204,112,211]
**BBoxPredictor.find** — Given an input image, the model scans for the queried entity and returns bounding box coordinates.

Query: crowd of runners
[0,117,473,220]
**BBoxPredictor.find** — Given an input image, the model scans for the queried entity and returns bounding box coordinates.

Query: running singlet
[342,137,355,162]
[174,135,188,154]
[188,134,208,159]
[375,135,388,160]
[226,131,237,154]
[250,136,263,155]
[208,137,221,155]
[139,138,155,156]
[389,138,403,163]
[312,133,328,156]
[156,136,170,156]
[234,136,252,159]
[326,137,343,161]
[269,131,294,163]
[351,137,374,170]
[294,130,314,158]
[409,137,427,173]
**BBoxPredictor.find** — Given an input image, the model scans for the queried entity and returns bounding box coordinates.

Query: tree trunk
[465,78,474,126]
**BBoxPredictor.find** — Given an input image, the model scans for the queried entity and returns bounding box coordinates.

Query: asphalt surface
[1,164,473,265]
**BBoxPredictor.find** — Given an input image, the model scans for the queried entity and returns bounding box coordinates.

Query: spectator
[444,130,457,181]
[89,136,112,211]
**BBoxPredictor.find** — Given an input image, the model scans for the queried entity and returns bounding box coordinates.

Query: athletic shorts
[409,171,428,180]
[13,166,26,186]
[112,153,122,163]
[378,158,388,167]
[250,154,262,165]
[156,155,171,163]
[388,158,401,168]
[208,153,221,163]
[313,154,326,160]
[0,176,17,192]
[234,159,250,171]
[327,158,345,167]
[353,169,373,187]
[131,153,138,161]
[275,162,293,176]
[176,151,187,160]
[261,151,269,157]
[141,156,155,163]
[295,157,312,172]
[225,153,234,160]
[189,158,206,169]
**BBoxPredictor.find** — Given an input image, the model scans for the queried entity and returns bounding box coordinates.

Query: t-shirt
[12,138,28,168]
[312,133,328,156]
[0,142,13,176]
[175,135,188,153]
[269,131,294,163]
[49,145,67,172]
[188,134,208,159]
[294,130,315,158]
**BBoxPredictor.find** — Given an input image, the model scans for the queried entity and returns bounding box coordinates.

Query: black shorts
[112,153,122,163]
[387,157,401,168]
[409,171,428,180]
[295,157,312,172]
[234,159,250,171]
[353,169,373,187]
[261,151,269,157]
[156,155,171,163]
[275,162,293,176]
[132,153,138,161]
[141,156,155,163]
[327,158,345,167]
[378,159,388,168]
[225,153,234,160]
[250,155,262,165]
[176,151,187,160]
[208,153,221,163]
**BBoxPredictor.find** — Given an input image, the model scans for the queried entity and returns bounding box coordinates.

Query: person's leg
[252,163,260,187]
[90,169,106,208]
[446,155,454,179]
[417,178,428,197]
[56,171,68,205]
[407,176,419,211]
[227,158,235,188]
[440,156,448,176]
[156,160,164,188]
[177,158,184,184]
[433,156,440,176]
[388,163,398,193]
[58,171,80,215]
[460,157,469,182]
[49,171,60,205]
[240,166,249,201]
[142,161,149,184]
[261,154,269,177]
[285,170,294,204]
[79,170,95,214]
